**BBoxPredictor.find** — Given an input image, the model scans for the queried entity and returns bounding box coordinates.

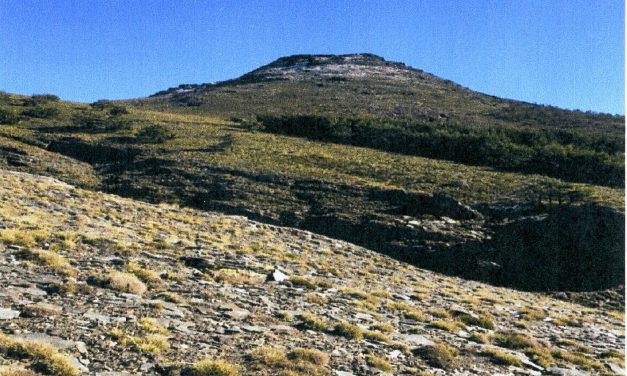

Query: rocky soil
[0,170,624,375]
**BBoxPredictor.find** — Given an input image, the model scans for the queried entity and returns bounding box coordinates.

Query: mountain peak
[235,53,433,83]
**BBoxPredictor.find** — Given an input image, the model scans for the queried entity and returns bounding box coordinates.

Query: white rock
[0,308,20,320]
[267,268,288,282]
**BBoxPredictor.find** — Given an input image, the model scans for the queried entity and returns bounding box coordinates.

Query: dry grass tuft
[105,271,147,295]
[480,348,522,366]
[298,313,329,332]
[333,321,364,340]
[191,358,240,376]
[416,344,458,369]
[366,354,393,372]
[0,333,79,376]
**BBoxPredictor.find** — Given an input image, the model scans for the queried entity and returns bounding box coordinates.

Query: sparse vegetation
[0,333,79,376]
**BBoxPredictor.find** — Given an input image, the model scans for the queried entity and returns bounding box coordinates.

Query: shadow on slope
[42,138,625,295]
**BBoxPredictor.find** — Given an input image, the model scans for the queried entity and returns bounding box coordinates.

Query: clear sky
[1,0,624,114]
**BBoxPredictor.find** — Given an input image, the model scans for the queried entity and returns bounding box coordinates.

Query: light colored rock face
[0,169,623,375]
[245,54,440,83]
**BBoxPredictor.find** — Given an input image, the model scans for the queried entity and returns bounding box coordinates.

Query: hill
[0,92,623,297]
[129,54,625,187]
[0,169,624,375]
[133,54,624,134]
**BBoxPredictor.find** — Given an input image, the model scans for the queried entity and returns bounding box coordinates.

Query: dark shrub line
[256,115,624,187]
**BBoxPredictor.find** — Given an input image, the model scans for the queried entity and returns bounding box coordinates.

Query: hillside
[128,54,625,188]
[0,170,624,375]
[0,91,624,296]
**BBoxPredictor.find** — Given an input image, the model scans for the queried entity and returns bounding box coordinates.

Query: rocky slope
[0,93,622,299]
[0,170,624,375]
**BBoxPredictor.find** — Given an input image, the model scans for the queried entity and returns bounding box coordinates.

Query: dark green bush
[136,125,174,143]
[23,94,60,106]
[257,115,624,187]
[109,105,128,116]
[72,112,132,132]
[0,108,19,124]
[22,106,59,119]
[90,100,128,115]
[90,99,113,109]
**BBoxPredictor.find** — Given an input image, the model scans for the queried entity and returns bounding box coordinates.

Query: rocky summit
[0,170,623,375]
[234,54,440,83]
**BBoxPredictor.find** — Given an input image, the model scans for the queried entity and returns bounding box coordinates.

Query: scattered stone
[0,307,20,320]
[401,334,434,347]
[546,366,590,376]
[334,371,355,376]
[242,325,267,333]
[267,268,288,282]
[68,355,90,373]
[83,311,112,324]
[225,308,250,320]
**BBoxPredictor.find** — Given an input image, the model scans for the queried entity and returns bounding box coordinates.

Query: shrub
[191,358,240,376]
[480,348,522,366]
[371,322,395,333]
[252,346,329,374]
[104,271,147,295]
[493,331,537,350]
[72,112,132,132]
[90,99,113,109]
[253,346,288,367]
[136,125,174,144]
[298,313,329,332]
[22,106,59,119]
[0,108,19,124]
[17,249,75,276]
[0,333,79,376]
[364,330,392,344]
[431,320,463,332]
[23,94,59,106]
[257,115,624,187]
[416,344,458,369]
[287,348,329,366]
[109,105,129,116]
[451,311,496,329]
[333,321,364,340]
[365,354,393,372]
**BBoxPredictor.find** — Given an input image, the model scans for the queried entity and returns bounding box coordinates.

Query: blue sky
[1,0,624,114]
